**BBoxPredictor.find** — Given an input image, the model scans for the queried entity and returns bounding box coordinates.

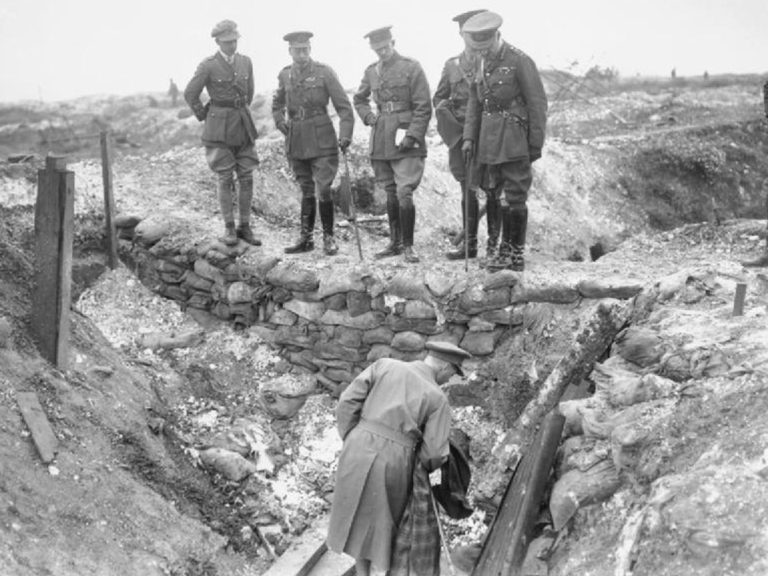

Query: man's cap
[211,20,240,42]
[425,341,472,374]
[364,26,393,49]
[452,9,488,29]
[283,31,313,47]
[462,11,503,35]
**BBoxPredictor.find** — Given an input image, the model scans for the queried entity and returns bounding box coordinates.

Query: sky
[0,0,766,103]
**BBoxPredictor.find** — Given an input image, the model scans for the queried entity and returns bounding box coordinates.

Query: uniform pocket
[202,109,227,142]
[314,115,337,150]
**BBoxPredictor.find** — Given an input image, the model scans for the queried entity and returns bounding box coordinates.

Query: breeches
[290,154,339,202]
[371,157,425,205]
[205,143,260,178]
[482,158,533,207]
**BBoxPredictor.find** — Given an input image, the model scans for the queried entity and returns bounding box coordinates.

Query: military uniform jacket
[353,52,432,161]
[184,52,258,147]
[272,60,354,160]
[463,42,548,165]
[433,51,477,148]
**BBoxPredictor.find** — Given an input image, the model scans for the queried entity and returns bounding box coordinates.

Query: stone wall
[122,226,643,392]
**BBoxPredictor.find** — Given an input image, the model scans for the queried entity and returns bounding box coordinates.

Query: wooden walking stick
[430,488,457,576]
[341,150,364,261]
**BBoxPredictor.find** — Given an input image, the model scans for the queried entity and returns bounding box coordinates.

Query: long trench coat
[326,358,451,572]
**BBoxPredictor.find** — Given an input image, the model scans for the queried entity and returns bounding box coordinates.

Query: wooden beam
[100,130,119,269]
[31,155,74,369]
[472,411,565,576]
[17,391,59,463]
[733,283,747,317]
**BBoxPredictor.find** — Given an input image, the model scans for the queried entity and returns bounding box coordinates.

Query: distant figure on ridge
[168,78,179,106]
[353,26,432,263]
[184,20,261,247]
[741,78,768,267]
[272,31,355,256]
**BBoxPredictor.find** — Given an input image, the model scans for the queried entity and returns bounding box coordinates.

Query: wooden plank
[17,391,59,463]
[472,412,565,576]
[260,516,354,576]
[100,130,119,269]
[31,155,74,369]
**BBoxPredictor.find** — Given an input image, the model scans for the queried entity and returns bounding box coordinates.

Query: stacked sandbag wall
[120,223,642,391]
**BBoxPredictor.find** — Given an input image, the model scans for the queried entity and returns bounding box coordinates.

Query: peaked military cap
[462,11,503,35]
[425,341,472,374]
[364,26,393,49]
[211,20,240,41]
[452,9,487,28]
[283,31,313,47]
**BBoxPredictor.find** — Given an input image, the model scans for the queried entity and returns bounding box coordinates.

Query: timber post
[100,129,118,268]
[31,155,74,369]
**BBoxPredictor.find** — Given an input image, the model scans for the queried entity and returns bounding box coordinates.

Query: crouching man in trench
[327,341,471,575]
[184,19,261,247]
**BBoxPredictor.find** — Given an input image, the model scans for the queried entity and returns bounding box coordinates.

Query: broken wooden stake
[31,155,74,369]
[733,282,747,316]
[100,130,119,269]
[17,391,59,464]
[472,411,566,576]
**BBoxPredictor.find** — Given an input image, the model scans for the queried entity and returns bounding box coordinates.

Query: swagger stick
[342,149,364,261]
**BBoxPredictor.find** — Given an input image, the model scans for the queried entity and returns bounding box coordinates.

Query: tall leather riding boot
[217,174,237,246]
[485,193,501,259]
[488,206,513,271]
[509,205,528,271]
[285,197,316,253]
[400,201,419,263]
[319,200,338,255]
[447,184,479,260]
[236,176,261,245]
[375,198,403,258]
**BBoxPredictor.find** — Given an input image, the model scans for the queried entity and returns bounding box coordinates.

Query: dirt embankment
[1,76,768,575]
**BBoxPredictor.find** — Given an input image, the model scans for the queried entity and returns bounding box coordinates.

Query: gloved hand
[461,139,474,164]
[339,137,351,152]
[529,147,542,162]
[364,112,379,126]
[194,102,210,122]
[398,135,418,151]
[277,121,289,136]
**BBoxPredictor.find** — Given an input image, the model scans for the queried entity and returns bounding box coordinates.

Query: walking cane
[430,489,457,576]
[342,149,364,261]
[462,147,475,273]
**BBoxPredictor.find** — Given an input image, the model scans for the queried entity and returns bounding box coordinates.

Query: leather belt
[378,101,411,113]
[357,419,416,449]
[211,98,246,108]
[289,106,327,120]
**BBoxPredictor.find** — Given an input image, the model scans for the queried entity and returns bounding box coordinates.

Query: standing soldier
[741,78,768,267]
[433,9,490,261]
[353,26,432,263]
[462,11,548,271]
[273,31,355,255]
[184,20,261,246]
[168,78,179,107]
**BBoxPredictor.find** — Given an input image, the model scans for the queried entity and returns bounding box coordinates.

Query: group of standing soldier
[184,10,548,272]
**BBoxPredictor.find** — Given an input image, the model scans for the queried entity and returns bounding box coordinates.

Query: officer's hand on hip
[339,137,351,152]
[277,121,289,136]
[364,112,379,126]
[529,147,542,163]
[398,135,418,151]
[461,139,474,164]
